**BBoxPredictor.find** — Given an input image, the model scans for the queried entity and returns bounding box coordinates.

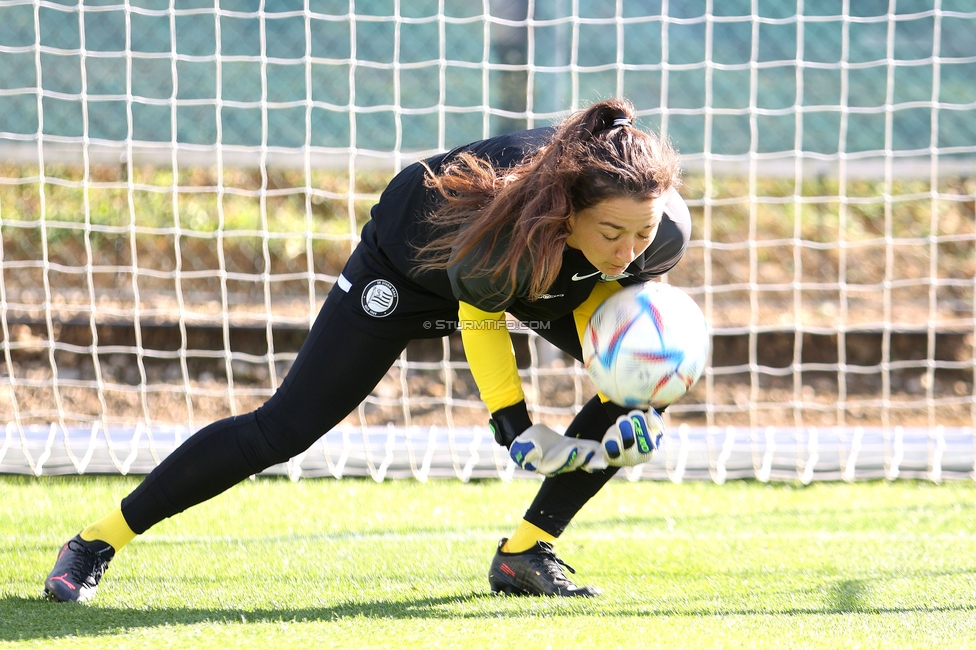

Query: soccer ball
[582,282,709,409]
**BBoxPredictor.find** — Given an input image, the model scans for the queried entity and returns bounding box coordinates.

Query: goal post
[1,0,974,481]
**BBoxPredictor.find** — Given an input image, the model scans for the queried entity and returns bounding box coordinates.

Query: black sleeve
[622,187,692,285]
[489,400,533,448]
[446,236,530,312]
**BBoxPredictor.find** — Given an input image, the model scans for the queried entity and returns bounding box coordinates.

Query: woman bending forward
[44,98,689,602]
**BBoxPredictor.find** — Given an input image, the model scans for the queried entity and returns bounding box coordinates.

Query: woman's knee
[236,404,322,468]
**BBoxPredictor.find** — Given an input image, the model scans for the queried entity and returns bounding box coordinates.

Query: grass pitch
[2,475,976,649]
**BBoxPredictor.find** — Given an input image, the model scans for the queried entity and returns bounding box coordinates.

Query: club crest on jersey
[361,279,399,317]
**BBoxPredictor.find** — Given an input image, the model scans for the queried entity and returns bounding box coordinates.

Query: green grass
[2,476,976,649]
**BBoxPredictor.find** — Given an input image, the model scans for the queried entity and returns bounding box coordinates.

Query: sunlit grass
[2,476,976,648]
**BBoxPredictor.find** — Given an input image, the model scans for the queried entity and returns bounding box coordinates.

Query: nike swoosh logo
[571,271,601,281]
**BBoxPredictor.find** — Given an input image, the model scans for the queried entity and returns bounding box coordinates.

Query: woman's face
[565,195,662,276]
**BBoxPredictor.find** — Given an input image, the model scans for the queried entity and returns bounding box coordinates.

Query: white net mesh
[1,0,974,480]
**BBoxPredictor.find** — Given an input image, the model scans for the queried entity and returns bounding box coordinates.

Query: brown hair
[417,99,681,301]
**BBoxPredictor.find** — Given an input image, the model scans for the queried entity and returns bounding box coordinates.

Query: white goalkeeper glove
[601,408,665,467]
[509,424,610,476]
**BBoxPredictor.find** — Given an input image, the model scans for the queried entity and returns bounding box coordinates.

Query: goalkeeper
[44,98,690,602]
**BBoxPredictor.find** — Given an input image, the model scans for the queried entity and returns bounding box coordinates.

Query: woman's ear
[564,215,577,248]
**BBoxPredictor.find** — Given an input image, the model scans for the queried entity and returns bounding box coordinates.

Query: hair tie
[612,117,631,127]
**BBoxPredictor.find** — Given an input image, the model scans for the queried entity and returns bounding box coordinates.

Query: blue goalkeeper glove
[601,408,665,467]
[509,425,609,476]
[489,401,609,476]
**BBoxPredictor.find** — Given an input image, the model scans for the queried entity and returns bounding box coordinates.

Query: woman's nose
[615,245,636,263]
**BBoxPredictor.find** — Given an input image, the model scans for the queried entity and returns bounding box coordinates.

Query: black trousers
[120,288,620,538]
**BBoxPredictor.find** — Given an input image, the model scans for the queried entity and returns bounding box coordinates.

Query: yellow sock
[502,520,557,553]
[80,507,137,552]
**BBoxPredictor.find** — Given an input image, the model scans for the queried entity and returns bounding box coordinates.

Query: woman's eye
[602,233,620,242]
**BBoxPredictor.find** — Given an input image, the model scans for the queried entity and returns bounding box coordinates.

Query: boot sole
[489,576,599,597]
[489,577,529,596]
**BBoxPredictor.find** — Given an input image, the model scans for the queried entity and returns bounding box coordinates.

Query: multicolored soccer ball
[583,282,709,409]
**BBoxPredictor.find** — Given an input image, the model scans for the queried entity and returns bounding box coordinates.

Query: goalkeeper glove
[601,408,665,467]
[489,401,609,476]
[509,424,609,476]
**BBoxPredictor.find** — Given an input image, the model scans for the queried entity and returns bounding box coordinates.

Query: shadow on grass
[0,593,484,641]
[3,594,976,642]
[829,579,868,613]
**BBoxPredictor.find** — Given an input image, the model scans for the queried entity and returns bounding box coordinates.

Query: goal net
[1,0,974,481]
